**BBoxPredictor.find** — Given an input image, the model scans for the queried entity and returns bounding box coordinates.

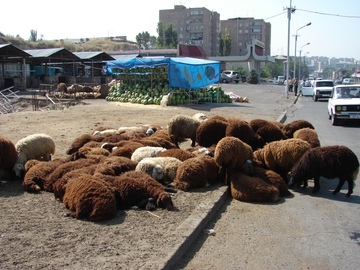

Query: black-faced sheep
[168,115,202,147]
[214,136,254,184]
[0,136,17,174]
[293,127,321,148]
[282,119,315,138]
[112,170,174,210]
[62,175,118,221]
[173,154,221,191]
[130,146,166,163]
[248,118,287,144]
[135,156,183,184]
[196,117,228,147]
[288,145,359,197]
[229,171,280,203]
[12,133,56,178]
[225,118,265,151]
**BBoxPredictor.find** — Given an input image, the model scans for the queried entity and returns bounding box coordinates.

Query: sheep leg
[333,178,353,197]
[312,176,321,194]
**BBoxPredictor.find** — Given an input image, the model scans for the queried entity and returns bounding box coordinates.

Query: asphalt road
[171,84,360,270]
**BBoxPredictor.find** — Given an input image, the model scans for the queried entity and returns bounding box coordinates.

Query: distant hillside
[0,33,138,52]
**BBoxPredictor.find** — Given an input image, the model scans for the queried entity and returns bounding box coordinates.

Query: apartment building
[220,17,271,56]
[159,5,220,57]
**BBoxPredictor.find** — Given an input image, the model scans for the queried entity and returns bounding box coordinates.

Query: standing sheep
[253,138,311,183]
[214,136,254,184]
[282,119,315,138]
[168,115,202,147]
[0,136,17,174]
[12,133,56,178]
[288,145,359,197]
[293,127,321,148]
[249,118,287,144]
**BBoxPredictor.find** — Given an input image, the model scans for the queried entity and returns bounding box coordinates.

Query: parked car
[312,79,334,101]
[218,73,233,83]
[327,84,360,125]
[342,78,355,85]
[222,70,240,83]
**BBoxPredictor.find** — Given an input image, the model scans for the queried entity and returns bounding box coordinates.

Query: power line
[264,11,287,20]
[297,8,360,19]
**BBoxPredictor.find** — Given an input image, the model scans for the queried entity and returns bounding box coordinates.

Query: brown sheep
[93,156,137,176]
[196,117,228,147]
[214,136,254,184]
[22,158,67,192]
[253,138,311,183]
[226,118,265,150]
[62,175,117,222]
[293,127,321,148]
[156,148,196,161]
[112,170,174,210]
[108,141,144,158]
[0,136,18,174]
[282,119,315,138]
[173,155,221,191]
[230,171,280,203]
[45,158,98,192]
[249,118,287,144]
[150,129,172,141]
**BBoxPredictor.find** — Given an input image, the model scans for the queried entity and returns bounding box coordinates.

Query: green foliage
[219,32,224,56]
[136,31,151,50]
[224,28,231,56]
[260,69,269,78]
[248,69,259,84]
[264,61,284,78]
[29,29,37,42]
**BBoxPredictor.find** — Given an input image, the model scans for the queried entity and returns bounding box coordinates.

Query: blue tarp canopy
[105,57,220,89]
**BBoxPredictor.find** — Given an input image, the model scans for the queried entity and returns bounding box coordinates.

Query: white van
[342,78,355,85]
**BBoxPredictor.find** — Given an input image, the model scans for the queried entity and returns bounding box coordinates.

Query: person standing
[293,78,298,96]
[289,77,293,92]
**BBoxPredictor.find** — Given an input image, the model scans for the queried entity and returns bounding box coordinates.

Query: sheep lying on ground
[0,136,17,175]
[12,133,56,178]
[173,154,221,191]
[156,148,196,161]
[253,138,311,183]
[196,117,228,147]
[112,170,175,210]
[282,119,315,138]
[130,146,166,163]
[293,127,321,148]
[230,171,280,203]
[214,136,254,184]
[168,115,202,147]
[288,145,359,196]
[94,156,137,176]
[62,174,118,221]
[135,156,183,184]
[108,141,145,158]
[22,158,66,192]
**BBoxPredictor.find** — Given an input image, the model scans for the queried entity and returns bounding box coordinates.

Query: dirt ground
[0,89,291,269]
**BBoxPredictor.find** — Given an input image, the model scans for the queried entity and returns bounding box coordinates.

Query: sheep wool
[131,146,166,163]
[288,145,359,197]
[0,136,17,172]
[293,127,321,148]
[282,119,315,138]
[168,115,202,147]
[230,171,280,203]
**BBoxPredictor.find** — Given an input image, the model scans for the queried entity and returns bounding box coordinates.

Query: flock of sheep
[0,113,359,222]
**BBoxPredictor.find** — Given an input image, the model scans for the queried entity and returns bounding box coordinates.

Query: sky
[1,0,360,60]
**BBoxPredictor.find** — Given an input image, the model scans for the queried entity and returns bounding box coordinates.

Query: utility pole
[285,0,296,98]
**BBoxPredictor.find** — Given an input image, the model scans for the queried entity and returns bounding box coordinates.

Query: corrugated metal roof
[0,44,31,59]
[73,51,114,61]
[24,48,80,60]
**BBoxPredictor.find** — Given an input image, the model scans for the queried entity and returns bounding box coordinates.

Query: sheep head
[151,165,164,181]
[157,193,174,210]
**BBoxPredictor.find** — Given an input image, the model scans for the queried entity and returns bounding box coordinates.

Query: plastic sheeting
[105,57,220,89]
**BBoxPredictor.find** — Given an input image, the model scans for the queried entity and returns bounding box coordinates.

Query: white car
[327,84,360,125]
[313,79,334,101]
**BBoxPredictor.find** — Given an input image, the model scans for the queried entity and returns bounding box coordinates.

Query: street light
[293,22,311,80]
[298,42,310,80]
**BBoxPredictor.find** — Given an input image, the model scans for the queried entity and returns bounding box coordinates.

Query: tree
[264,61,284,78]
[224,28,231,56]
[136,31,150,50]
[248,69,259,84]
[156,22,164,48]
[219,32,224,56]
[164,24,178,48]
[29,29,37,42]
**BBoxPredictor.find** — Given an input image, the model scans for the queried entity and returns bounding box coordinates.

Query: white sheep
[192,112,208,123]
[130,146,166,163]
[12,133,55,178]
[168,115,202,147]
[135,156,183,183]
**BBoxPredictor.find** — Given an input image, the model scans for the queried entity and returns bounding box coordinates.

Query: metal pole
[298,50,302,81]
[293,34,298,81]
[285,2,293,98]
